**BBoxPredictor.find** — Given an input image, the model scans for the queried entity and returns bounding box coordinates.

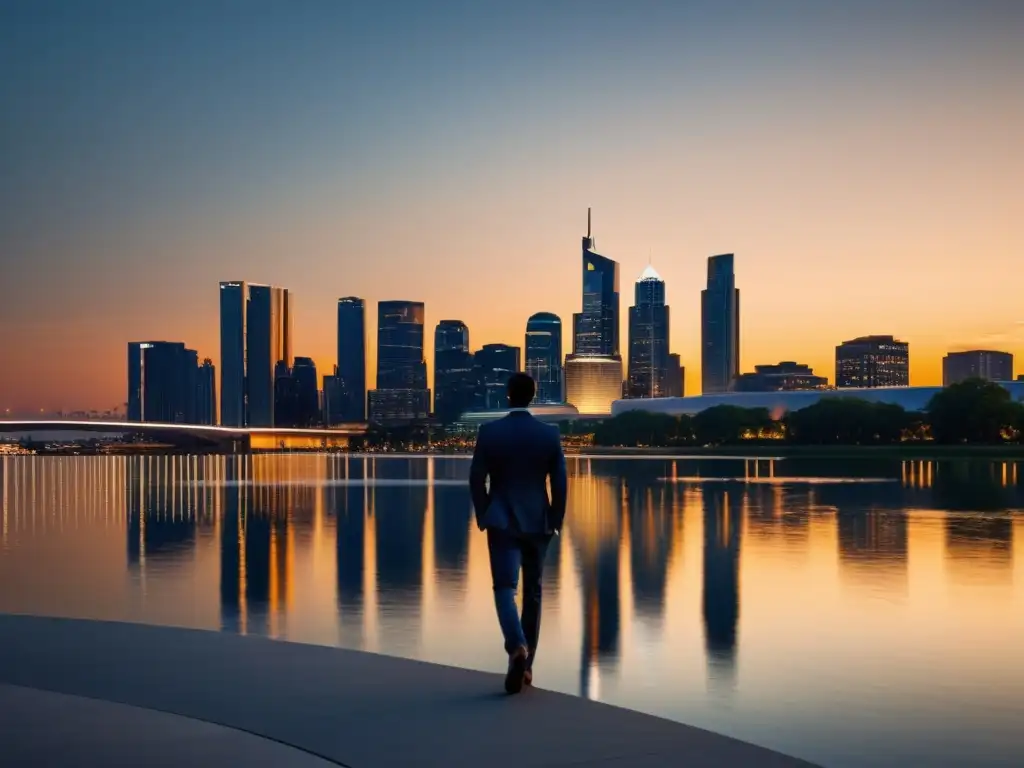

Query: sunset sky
[1,1,1021,413]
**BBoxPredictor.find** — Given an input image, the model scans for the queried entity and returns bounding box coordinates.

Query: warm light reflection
[0,454,1022,767]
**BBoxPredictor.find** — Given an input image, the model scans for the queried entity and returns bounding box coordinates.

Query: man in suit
[470,372,568,694]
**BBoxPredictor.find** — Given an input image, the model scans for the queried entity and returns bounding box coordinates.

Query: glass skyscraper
[336,297,367,422]
[196,358,216,425]
[525,312,563,404]
[474,343,521,411]
[370,300,429,425]
[566,209,623,415]
[573,209,620,357]
[247,284,292,427]
[434,319,475,423]
[700,254,740,394]
[127,341,200,424]
[219,281,291,426]
[219,282,247,427]
[627,266,670,398]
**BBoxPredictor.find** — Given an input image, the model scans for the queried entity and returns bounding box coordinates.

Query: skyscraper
[473,343,521,411]
[218,281,291,427]
[942,350,1013,386]
[835,335,909,388]
[525,312,563,404]
[247,284,292,427]
[701,254,740,394]
[434,320,475,423]
[376,301,427,390]
[219,282,247,427]
[573,209,620,357]
[336,297,366,422]
[127,341,199,424]
[291,357,320,427]
[370,300,430,425]
[627,265,670,398]
[196,358,216,425]
[566,209,623,415]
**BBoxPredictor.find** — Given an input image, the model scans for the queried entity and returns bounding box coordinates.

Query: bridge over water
[0,420,367,452]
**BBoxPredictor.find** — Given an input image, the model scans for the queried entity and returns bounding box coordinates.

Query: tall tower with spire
[565,209,624,415]
[572,209,620,357]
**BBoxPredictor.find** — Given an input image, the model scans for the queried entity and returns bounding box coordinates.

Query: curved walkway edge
[0,615,818,767]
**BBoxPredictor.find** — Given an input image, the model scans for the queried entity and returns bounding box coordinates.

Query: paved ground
[0,614,818,767]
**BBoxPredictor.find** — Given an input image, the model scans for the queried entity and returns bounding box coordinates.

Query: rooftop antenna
[587,207,592,239]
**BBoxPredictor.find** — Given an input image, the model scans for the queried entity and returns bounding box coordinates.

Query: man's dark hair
[507,372,536,408]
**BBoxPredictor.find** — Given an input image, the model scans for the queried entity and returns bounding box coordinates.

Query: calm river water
[0,453,1021,767]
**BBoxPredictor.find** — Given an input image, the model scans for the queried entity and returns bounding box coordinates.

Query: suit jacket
[469,410,568,535]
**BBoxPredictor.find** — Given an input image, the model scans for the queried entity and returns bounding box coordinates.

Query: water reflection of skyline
[0,454,1021,695]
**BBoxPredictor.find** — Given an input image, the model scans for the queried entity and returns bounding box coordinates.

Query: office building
[735,361,828,392]
[219,282,247,426]
[434,320,475,423]
[474,343,521,411]
[667,353,685,397]
[291,357,320,426]
[942,350,1013,386]
[367,389,430,425]
[835,335,909,388]
[322,366,343,425]
[525,312,563,404]
[196,358,216,425]
[565,355,623,416]
[627,265,670,398]
[248,284,292,427]
[127,341,199,424]
[369,300,430,425]
[336,297,367,422]
[219,281,291,427]
[273,360,297,427]
[566,209,623,414]
[701,254,740,394]
[573,209,620,357]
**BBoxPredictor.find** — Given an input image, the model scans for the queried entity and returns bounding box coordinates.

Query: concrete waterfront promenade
[0,615,816,767]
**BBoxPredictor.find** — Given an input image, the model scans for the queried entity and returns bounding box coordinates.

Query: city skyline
[2,3,1022,411]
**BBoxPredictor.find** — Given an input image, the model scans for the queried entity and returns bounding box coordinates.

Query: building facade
[336,297,367,422]
[701,253,740,394]
[218,281,247,427]
[434,320,475,423]
[566,209,623,414]
[218,281,291,427]
[735,361,828,392]
[835,335,909,388]
[370,300,430,424]
[247,284,292,427]
[565,355,623,415]
[367,389,430,425]
[128,341,201,424]
[196,358,216,425]
[627,265,670,398]
[525,312,563,404]
[474,343,521,411]
[942,350,1013,386]
[666,353,685,398]
[573,209,620,358]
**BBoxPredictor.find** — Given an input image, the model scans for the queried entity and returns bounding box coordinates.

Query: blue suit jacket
[469,411,568,535]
